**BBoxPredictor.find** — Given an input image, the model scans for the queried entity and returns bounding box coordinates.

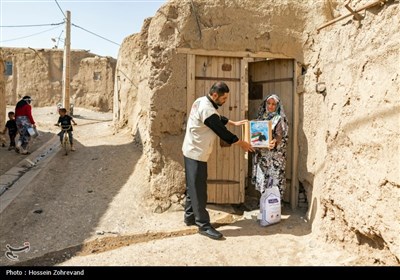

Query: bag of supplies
[258,178,281,226]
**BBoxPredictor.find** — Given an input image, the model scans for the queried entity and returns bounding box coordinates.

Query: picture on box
[249,120,272,148]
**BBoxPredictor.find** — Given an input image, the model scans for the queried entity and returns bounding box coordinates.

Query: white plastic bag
[27,127,39,138]
[259,187,281,226]
[259,185,281,226]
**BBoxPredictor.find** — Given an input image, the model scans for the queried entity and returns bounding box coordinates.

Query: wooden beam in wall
[195,76,240,82]
[177,48,290,59]
[239,58,251,203]
[186,54,196,119]
[290,60,300,210]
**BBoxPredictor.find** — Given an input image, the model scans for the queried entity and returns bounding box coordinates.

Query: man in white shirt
[182,81,254,240]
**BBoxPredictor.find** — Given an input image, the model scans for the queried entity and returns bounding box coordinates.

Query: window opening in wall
[5,61,13,76]
[93,72,101,81]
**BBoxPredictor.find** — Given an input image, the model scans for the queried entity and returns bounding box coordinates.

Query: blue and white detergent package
[257,177,281,226]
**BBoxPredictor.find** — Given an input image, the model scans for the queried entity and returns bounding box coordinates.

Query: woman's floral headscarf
[256,94,288,138]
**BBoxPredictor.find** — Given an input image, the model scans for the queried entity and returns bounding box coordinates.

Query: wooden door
[248,59,294,202]
[189,55,245,204]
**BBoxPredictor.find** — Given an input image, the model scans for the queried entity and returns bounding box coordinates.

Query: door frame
[179,48,299,209]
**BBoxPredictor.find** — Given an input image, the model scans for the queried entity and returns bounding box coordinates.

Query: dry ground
[0,106,375,266]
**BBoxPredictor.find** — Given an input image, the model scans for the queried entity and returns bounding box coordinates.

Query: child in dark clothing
[55,108,77,151]
[2,112,18,151]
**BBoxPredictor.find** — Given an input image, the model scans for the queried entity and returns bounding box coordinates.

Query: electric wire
[72,23,120,46]
[53,0,119,46]
[0,22,64,28]
[1,1,120,49]
[0,25,63,43]
[54,0,67,19]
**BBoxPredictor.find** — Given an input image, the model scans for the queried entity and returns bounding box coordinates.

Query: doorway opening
[244,58,296,209]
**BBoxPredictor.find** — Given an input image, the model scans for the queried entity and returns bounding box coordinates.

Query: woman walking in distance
[15,95,36,154]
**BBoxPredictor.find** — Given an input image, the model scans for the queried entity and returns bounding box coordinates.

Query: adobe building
[1,47,116,111]
[113,0,399,262]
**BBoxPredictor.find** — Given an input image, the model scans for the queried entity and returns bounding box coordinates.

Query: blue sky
[0,0,167,58]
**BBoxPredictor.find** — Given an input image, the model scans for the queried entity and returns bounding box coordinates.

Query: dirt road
[0,107,364,266]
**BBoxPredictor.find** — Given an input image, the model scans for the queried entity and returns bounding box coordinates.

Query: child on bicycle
[56,108,77,151]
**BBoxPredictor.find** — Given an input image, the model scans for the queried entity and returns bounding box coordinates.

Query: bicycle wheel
[63,134,70,155]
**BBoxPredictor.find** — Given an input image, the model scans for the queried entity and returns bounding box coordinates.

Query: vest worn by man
[182,96,220,162]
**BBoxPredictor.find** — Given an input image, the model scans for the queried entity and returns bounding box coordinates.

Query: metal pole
[62,11,71,114]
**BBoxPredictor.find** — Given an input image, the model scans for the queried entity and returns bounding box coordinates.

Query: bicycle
[56,125,72,155]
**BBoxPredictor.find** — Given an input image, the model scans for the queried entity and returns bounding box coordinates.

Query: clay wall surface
[2,47,116,111]
[114,0,399,262]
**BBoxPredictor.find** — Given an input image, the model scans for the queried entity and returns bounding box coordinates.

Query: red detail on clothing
[15,104,35,124]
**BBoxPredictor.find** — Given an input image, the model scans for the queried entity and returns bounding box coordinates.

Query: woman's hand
[268,139,277,150]
[229,119,248,126]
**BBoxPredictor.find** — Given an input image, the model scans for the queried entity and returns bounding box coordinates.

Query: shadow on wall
[297,99,400,225]
[341,105,400,135]
[0,132,142,266]
[298,130,316,223]
[297,92,317,223]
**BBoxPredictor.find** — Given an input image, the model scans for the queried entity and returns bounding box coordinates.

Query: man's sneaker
[71,146,76,151]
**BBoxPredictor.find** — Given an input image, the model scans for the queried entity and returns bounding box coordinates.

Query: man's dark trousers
[184,156,210,228]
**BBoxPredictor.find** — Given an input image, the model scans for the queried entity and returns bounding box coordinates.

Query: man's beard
[215,100,225,107]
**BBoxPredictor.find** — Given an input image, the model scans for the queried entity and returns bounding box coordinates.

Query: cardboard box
[243,120,272,148]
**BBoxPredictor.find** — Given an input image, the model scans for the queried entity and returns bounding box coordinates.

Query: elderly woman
[252,94,289,199]
[15,95,36,154]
